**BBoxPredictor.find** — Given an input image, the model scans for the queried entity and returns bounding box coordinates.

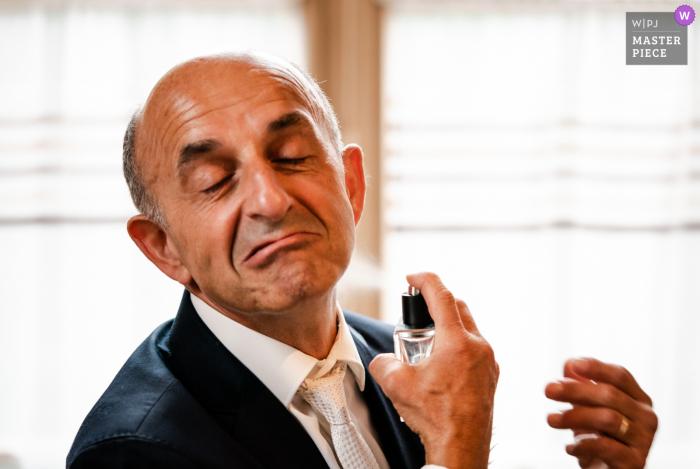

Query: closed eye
[275,157,308,166]
[203,175,233,194]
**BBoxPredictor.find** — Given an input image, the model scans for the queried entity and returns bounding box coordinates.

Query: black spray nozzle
[401,286,433,327]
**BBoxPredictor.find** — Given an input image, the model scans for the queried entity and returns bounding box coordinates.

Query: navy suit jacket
[67,291,426,468]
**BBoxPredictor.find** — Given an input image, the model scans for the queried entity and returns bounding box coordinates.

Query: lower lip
[244,233,318,267]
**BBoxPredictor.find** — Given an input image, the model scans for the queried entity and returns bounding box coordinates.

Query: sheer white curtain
[381,2,699,468]
[0,2,306,468]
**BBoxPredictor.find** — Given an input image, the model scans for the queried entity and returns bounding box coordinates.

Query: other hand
[545,358,658,469]
[369,272,499,469]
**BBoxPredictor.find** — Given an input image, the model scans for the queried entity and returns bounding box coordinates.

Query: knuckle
[423,272,440,283]
[436,288,455,304]
[648,410,659,433]
[380,369,400,393]
[469,339,495,362]
[483,343,496,363]
[368,358,380,374]
[368,361,376,375]
[369,355,399,387]
[615,365,631,383]
[451,334,469,350]
[368,357,386,379]
[601,408,619,430]
[600,384,618,406]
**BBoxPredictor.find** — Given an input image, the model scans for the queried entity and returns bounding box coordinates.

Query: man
[67,52,657,469]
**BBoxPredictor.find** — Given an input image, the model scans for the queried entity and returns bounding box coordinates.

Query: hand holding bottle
[369,272,499,469]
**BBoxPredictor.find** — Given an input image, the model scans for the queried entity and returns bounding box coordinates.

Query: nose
[240,161,293,222]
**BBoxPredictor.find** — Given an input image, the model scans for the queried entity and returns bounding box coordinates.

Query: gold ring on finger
[616,416,630,440]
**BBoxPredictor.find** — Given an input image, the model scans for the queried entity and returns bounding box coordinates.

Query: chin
[212,247,351,314]
[266,259,340,308]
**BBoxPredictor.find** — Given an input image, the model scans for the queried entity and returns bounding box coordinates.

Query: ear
[127,215,193,285]
[341,144,366,226]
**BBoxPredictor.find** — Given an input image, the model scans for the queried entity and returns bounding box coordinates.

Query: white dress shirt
[191,295,446,469]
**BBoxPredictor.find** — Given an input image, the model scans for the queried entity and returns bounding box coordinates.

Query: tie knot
[297,362,350,425]
[296,361,382,469]
[299,361,346,391]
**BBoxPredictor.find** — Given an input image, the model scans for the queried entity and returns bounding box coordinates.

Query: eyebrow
[177,139,221,169]
[176,112,312,170]
[267,111,312,133]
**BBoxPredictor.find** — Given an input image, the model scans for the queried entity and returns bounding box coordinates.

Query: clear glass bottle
[394,286,435,365]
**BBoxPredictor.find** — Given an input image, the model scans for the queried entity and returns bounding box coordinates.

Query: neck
[190,288,339,360]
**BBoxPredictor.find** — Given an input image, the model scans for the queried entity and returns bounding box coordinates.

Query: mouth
[243,231,319,267]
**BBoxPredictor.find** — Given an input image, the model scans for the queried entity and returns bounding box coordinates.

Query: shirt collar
[190,294,366,408]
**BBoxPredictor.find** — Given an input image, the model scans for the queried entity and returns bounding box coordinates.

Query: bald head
[123,52,342,226]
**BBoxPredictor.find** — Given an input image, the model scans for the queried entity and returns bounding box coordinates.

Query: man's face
[140,63,359,315]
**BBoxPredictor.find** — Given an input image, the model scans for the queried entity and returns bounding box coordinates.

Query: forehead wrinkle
[166,94,256,149]
[175,97,314,162]
[161,85,300,162]
[158,98,200,145]
[247,64,326,129]
[267,76,317,120]
[151,97,253,175]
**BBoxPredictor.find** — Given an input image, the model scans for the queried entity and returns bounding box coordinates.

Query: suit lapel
[163,291,329,469]
[349,325,427,469]
[232,374,330,469]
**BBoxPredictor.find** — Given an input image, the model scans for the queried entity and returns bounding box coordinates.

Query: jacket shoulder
[342,310,394,354]
[67,320,178,466]
[68,316,264,469]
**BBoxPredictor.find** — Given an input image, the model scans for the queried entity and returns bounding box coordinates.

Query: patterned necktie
[297,362,381,469]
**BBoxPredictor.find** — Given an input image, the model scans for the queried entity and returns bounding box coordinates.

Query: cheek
[332,172,357,226]
[183,200,240,272]
[311,175,356,243]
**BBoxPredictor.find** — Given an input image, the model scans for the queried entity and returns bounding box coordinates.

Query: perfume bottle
[394,286,435,365]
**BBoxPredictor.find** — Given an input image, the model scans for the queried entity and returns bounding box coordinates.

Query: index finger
[565,358,652,406]
[456,299,482,337]
[406,272,464,339]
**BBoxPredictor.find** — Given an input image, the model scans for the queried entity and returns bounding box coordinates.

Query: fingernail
[565,444,574,455]
[545,382,563,397]
[547,413,563,427]
[573,358,589,373]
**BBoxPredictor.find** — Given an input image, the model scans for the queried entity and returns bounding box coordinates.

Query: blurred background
[0,0,698,467]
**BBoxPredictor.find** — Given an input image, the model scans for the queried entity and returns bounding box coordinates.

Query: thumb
[369,353,414,398]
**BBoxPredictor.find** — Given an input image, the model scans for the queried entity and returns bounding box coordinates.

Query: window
[382,3,699,467]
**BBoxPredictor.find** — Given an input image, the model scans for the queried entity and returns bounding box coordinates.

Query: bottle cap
[402,286,433,327]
